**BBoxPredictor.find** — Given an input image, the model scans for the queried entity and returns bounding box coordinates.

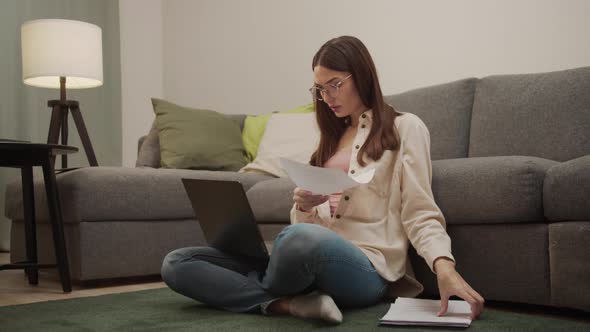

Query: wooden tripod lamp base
[47,100,98,168]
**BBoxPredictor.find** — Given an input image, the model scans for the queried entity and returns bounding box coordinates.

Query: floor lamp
[21,19,103,168]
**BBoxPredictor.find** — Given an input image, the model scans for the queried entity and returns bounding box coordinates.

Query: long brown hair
[310,36,401,167]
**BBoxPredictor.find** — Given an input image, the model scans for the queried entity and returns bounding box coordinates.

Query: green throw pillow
[242,103,314,162]
[152,98,247,171]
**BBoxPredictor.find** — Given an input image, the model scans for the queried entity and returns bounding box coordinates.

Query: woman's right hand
[293,187,329,212]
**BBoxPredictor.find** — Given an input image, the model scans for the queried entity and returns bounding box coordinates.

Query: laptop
[181,178,270,271]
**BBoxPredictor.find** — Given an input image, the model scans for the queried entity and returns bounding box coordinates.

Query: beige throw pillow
[239,113,320,177]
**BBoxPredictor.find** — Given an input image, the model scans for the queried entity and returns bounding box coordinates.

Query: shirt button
[361,124,366,129]
[344,196,350,201]
[361,114,366,119]
[355,145,360,149]
[350,170,355,174]
[335,214,341,219]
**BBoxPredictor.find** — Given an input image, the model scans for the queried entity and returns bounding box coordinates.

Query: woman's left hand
[434,258,485,320]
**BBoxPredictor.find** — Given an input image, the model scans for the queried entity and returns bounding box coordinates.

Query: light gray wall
[119,0,590,167]
[119,0,163,168]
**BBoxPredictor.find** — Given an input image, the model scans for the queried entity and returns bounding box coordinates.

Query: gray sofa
[5,66,590,312]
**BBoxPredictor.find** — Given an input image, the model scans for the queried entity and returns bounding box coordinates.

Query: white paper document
[380,297,472,328]
[279,158,373,195]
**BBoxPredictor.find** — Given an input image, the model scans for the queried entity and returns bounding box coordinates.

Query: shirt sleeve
[290,203,327,225]
[398,116,455,273]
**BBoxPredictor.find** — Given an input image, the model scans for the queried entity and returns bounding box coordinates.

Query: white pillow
[239,113,320,177]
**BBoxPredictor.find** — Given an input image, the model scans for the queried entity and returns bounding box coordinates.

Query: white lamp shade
[21,19,103,89]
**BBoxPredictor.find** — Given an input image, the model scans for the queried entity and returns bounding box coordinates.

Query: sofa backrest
[138,67,590,167]
[384,78,477,160]
[469,66,590,162]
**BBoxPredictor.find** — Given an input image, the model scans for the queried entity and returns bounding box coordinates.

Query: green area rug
[0,288,588,331]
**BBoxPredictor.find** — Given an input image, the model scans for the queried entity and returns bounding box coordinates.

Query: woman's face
[313,65,367,122]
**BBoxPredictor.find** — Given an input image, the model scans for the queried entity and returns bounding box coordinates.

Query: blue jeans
[161,223,388,313]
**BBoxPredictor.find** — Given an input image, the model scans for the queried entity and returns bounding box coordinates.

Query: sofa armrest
[544,155,590,221]
[136,122,160,168]
[137,135,147,155]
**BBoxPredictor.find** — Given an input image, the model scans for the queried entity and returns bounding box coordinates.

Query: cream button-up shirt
[290,110,454,297]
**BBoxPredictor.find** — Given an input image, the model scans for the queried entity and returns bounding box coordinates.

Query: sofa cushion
[246,156,558,225]
[136,113,247,169]
[246,177,296,223]
[469,66,590,162]
[4,166,274,223]
[432,156,557,224]
[242,103,314,162]
[384,78,477,160]
[239,113,320,177]
[544,155,590,221]
[152,98,248,171]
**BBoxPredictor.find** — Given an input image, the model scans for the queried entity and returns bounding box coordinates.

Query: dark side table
[0,142,78,292]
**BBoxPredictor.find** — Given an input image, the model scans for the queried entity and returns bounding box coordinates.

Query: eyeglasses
[309,74,352,102]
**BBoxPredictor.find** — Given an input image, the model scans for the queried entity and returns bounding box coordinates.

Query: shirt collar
[356,109,373,126]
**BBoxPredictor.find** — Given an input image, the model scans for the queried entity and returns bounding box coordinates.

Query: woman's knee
[161,248,182,289]
[160,247,206,289]
[332,281,387,308]
[273,223,337,258]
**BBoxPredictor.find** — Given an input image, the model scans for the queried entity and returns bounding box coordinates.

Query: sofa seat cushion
[247,156,558,225]
[432,156,557,224]
[5,166,274,223]
[544,155,590,221]
[246,177,296,224]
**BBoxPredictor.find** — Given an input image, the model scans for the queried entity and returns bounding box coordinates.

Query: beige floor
[0,252,166,307]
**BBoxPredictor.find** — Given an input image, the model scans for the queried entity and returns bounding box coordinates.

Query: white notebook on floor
[380,297,472,328]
